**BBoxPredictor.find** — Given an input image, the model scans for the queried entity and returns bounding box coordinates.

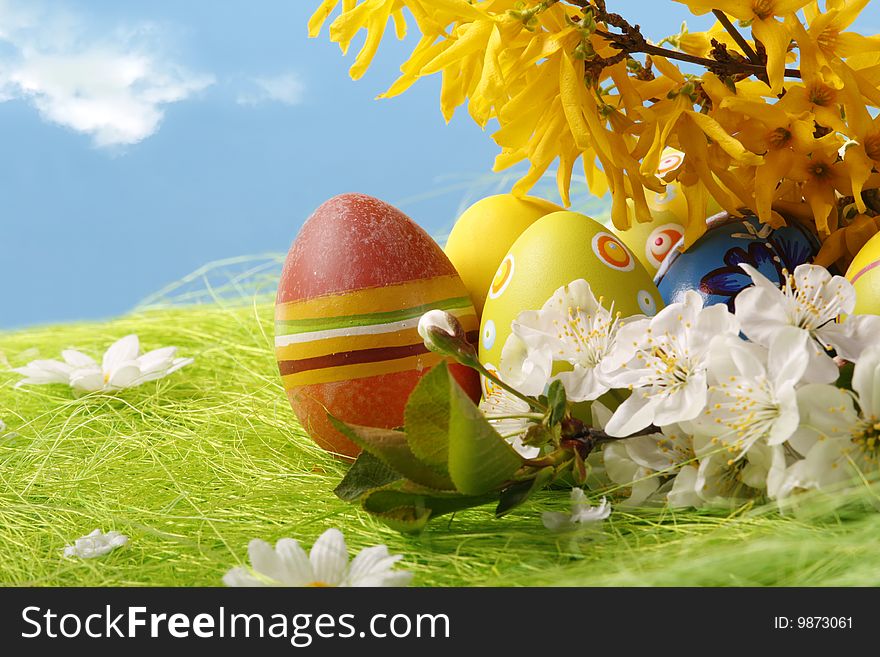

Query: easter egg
[654,214,821,311]
[846,231,880,314]
[618,206,686,275]
[479,210,664,376]
[618,149,721,275]
[444,194,562,317]
[644,148,722,225]
[276,193,481,458]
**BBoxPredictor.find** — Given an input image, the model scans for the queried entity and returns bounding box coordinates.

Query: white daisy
[12,335,193,393]
[223,528,412,588]
[63,529,129,559]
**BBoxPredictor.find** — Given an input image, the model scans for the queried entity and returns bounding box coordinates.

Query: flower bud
[418,310,479,367]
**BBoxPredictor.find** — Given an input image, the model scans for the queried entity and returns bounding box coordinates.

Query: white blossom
[735,263,878,382]
[480,387,540,458]
[603,291,740,437]
[509,279,626,402]
[692,328,807,457]
[542,489,611,531]
[223,528,412,588]
[686,435,781,507]
[63,529,129,559]
[782,345,880,495]
[603,423,696,507]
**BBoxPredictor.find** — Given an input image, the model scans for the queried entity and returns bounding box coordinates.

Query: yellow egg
[618,204,686,275]
[846,231,880,314]
[645,148,721,222]
[479,211,664,381]
[444,194,562,316]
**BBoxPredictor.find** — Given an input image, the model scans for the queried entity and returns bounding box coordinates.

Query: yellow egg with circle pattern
[478,211,664,385]
[647,149,722,220]
[846,231,880,314]
[619,149,722,274]
[444,194,562,317]
[618,203,686,275]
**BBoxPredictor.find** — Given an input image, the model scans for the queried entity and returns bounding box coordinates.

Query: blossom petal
[555,367,608,402]
[796,384,859,440]
[137,347,177,373]
[852,344,880,419]
[768,326,810,389]
[605,391,658,437]
[734,286,791,346]
[653,373,708,426]
[69,367,105,393]
[667,465,701,508]
[12,359,73,384]
[824,314,880,362]
[499,334,551,397]
[107,364,142,390]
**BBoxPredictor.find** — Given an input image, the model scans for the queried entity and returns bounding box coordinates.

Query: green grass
[2,294,879,587]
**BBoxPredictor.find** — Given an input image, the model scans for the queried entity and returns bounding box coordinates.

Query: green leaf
[495,467,555,517]
[362,481,493,534]
[328,416,454,491]
[404,362,452,470]
[547,379,567,426]
[522,424,557,449]
[447,380,523,495]
[334,451,401,502]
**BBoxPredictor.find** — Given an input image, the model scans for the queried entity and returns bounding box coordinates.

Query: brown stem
[559,1,801,81]
[712,9,761,65]
[594,28,801,80]
[572,424,660,445]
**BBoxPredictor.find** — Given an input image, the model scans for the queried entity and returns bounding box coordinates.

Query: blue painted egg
[654,214,821,310]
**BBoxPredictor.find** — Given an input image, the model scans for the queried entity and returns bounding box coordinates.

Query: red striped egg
[276,193,481,458]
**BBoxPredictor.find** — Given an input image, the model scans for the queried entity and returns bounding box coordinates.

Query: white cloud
[0,1,213,147]
[236,73,304,107]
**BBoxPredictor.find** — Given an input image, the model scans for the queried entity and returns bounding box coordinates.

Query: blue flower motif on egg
[654,215,821,310]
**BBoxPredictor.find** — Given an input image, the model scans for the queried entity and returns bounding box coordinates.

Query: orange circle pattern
[592,232,634,271]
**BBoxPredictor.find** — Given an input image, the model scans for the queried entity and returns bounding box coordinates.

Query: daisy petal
[223,567,267,587]
[103,335,140,373]
[274,538,315,586]
[309,528,349,586]
[247,539,289,585]
[62,350,98,368]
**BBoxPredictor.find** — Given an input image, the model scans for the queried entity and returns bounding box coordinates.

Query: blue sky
[1,1,878,329]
